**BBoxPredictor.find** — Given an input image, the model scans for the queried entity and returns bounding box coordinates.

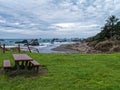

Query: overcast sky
[0,0,120,39]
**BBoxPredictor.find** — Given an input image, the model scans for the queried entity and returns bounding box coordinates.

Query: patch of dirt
[0,65,47,78]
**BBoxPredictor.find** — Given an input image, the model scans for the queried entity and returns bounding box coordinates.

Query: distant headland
[53,15,120,53]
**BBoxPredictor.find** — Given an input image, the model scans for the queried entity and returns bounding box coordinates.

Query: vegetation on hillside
[87,15,120,42]
[86,15,120,52]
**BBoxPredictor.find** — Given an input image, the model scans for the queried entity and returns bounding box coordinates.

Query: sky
[0,0,120,39]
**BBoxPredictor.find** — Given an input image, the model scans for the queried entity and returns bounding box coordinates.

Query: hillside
[86,15,120,53]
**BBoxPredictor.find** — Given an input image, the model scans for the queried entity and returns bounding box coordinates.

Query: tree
[106,15,119,26]
[104,15,119,38]
[86,15,120,42]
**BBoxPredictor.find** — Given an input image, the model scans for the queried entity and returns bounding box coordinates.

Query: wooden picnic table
[13,54,33,70]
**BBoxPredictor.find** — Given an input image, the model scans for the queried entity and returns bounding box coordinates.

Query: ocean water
[0,39,74,53]
[30,42,68,53]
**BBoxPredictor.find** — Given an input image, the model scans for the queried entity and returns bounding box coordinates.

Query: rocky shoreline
[52,42,101,54]
[52,44,80,53]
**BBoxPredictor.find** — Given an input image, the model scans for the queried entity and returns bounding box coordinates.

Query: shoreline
[52,42,101,54]
[52,44,80,53]
[1,42,100,54]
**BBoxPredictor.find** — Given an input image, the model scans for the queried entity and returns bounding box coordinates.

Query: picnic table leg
[21,61,25,69]
[30,64,35,71]
[33,66,35,71]
[28,61,31,70]
[36,66,39,72]
[21,61,24,66]
[25,61,29,70]
[15,61,20,71]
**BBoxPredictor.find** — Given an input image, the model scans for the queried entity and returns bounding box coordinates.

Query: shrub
[110,45,120,52]
[87,41,98,47]
[95,40,113,52]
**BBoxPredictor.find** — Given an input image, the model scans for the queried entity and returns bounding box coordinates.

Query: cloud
[0,0,120,38]
[50,22,100,32]
[48,22,100,38]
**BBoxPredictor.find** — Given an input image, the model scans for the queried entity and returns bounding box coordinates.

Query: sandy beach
[52,44,80,53]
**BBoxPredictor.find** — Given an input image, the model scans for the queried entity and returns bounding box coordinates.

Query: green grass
[0,52,120,90]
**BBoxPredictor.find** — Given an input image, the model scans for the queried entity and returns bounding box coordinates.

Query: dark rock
[15,39,28,44]
[22,40,28,43]
[29,39,39,46]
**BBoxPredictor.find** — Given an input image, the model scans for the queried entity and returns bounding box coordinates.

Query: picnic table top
[13,54,33,61]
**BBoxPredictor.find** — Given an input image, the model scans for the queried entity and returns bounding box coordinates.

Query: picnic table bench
[3,60,12,69]
[29,60,40,71]
[3,60,12,73]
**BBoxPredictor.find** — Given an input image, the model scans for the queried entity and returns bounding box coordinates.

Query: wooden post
[0,43,1,52]
[0,42,1,48]
[18,44,20,53]
[27,42,31,53]
[3,44,5,53]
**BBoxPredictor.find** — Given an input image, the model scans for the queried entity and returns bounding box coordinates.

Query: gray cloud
[0,0,120,38]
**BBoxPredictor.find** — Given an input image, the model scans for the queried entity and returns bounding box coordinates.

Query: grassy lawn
[0,52,120,90]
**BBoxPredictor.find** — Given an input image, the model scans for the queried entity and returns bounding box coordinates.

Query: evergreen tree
[89,15,120,41]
